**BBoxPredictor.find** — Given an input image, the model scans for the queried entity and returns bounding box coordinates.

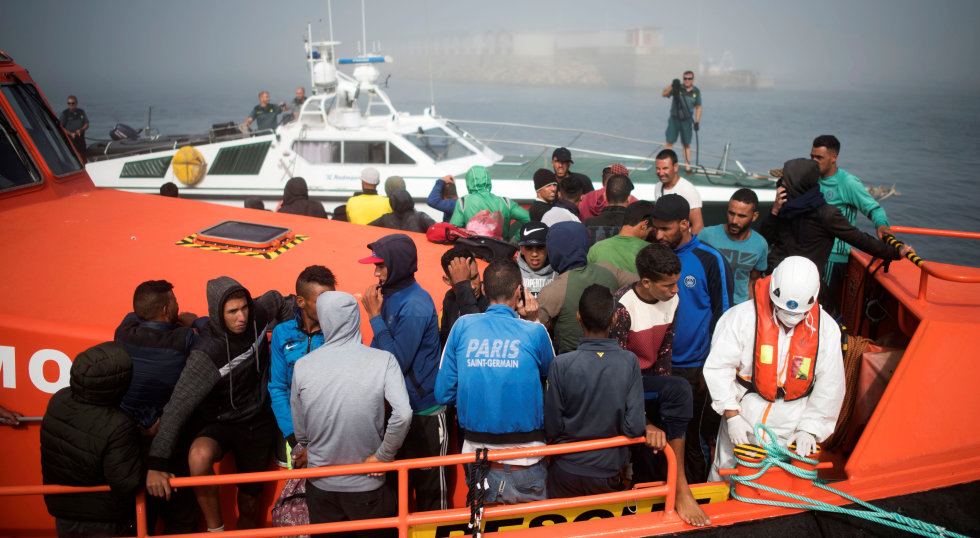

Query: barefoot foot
[675,488,711,527]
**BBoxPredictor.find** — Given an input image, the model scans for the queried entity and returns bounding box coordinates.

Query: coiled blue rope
[728,424,967,538]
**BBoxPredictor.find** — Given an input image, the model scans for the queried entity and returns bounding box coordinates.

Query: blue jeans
[482,460,547,505]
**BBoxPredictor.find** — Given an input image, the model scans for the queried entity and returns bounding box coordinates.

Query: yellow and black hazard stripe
[175,234,309,260]
[734,443,768,463]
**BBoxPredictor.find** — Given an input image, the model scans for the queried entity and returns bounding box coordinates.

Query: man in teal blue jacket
[268,265,335,468]
[359,233,446,510]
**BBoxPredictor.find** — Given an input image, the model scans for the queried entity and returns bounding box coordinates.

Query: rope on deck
[730,424,967,538]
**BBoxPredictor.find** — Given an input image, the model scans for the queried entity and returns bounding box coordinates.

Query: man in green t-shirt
[587,201,654,273]
[810,135,892,302]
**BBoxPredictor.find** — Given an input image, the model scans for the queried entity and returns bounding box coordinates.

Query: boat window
[344,141,386,164]
[1,84,83,177]
[388,143,415,165]
[293,140,340,163]
[0,111,42,192]
[407,127,475,162]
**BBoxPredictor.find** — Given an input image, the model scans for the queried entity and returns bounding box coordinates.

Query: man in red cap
[578,163,639,220]
[358,234,447,511]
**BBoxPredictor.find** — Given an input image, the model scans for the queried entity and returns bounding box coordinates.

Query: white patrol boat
[85,27,777,222]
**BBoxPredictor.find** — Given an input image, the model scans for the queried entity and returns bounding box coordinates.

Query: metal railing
[888,226,980,301]
[0,435,676,537]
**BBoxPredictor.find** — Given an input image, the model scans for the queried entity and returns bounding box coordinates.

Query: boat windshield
[0,108,42,192]
[407,127,475,162]
[1,83,83,177]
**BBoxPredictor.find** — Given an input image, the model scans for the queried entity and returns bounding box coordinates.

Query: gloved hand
[694,122,700,132]
[788,431,817,456]
[726,414,754,446]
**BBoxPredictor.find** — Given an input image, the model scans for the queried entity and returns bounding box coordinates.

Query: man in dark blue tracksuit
[359,233,446,510]
[652,194,733,484]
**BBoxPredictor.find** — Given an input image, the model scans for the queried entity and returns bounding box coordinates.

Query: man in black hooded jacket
[145,276,292,532]
[761,158,909,309]
[278,176,329,218]
[41,341,143,537]
[369,188,436,233]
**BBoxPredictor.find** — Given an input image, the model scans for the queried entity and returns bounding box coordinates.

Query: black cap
[552,147,573,163]
[533,168,557,191]
[652,194,690,222]
[518,221,549,246]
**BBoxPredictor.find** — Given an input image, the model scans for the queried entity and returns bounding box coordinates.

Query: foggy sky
[2,0,979,98]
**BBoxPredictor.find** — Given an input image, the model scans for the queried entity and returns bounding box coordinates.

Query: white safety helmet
[769,256,820,314]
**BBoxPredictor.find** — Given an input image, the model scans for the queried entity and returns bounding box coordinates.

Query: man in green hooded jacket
[450,166,530,241]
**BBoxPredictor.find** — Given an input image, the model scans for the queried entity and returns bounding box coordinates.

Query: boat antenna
[328,0,334,45]
[424,0,435,110]
[361,0,368,55]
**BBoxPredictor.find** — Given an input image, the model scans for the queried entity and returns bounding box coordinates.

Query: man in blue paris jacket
[436,258,555,504]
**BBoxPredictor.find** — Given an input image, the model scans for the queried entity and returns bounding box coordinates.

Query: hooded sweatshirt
[367,234,443,413]
[292,292,412,491]
[41,342,143,521]
[148,276,292,471]
[517,253,556,297]
[369,189,436,233]
[761,158,901,287]
[536,222,638,354]
[449,166,530,241]
[278,177,329,218]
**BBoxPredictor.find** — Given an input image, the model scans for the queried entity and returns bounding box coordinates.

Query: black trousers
[631,375,694,484]
[395,412,448,511]
[547,463,623,499]
[305,481,396,538]
[671,366,719,484]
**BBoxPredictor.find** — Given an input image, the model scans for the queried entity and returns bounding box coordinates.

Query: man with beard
[651,194,733,484]
[145,277,293,532]
[698,189,769,304]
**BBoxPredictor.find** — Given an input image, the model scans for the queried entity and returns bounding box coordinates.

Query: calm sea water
[76,80,980,267]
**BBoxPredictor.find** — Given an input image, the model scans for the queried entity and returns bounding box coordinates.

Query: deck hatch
[208,141,271,175]
[175,220,308,260]
[119,156,171,178]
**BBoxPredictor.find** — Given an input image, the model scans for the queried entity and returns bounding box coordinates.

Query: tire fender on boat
[172,146,207,186]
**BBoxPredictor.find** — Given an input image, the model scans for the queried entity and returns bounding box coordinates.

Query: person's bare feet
[675,487,711,527]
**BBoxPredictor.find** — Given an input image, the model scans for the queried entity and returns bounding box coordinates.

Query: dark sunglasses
[683,77,694,80]
[67,101,77,105]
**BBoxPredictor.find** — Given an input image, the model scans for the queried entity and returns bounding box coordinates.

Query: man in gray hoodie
[292,291,412,536]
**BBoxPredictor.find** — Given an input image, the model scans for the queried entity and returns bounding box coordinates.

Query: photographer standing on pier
[661,71,702,171]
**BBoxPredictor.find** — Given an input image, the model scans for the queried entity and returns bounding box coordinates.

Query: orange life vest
[743,275,820,402]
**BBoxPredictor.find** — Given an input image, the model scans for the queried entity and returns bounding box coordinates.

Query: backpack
[426,222,475,244]
[464,209,504,239]
[457,235,519,263]
[271,478,310,538]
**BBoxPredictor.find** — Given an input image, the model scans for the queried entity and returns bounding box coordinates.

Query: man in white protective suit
[704,256,845,481]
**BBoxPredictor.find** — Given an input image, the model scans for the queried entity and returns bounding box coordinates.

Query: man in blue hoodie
[651,194,733,484]
[359,234,447,511]
[436,258,555,504]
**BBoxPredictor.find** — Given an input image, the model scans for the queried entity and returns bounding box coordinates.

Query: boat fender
[172,146,207,186]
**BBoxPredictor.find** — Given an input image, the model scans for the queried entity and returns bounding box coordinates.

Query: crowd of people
[23,124,915,536]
